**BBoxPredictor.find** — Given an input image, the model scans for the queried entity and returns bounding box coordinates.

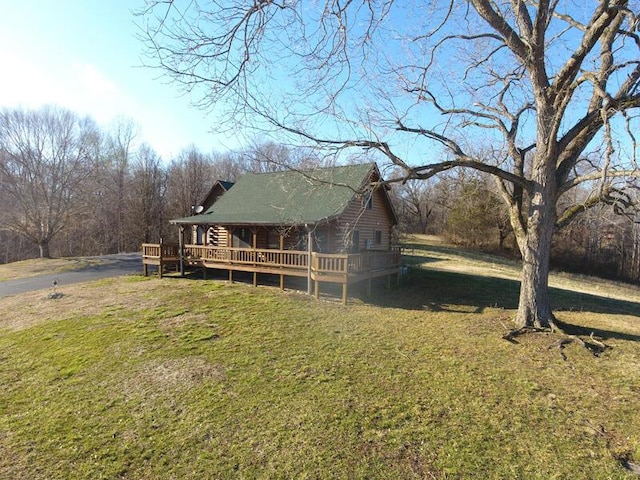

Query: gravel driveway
[0,253,143,298]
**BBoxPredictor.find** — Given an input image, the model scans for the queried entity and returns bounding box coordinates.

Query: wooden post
[252,229,258,287]
[178,226,185,277]
[307,226,313,295]
[229,269,233,283]
[159,238,164,278]
[342,283,348,305]
[143,244,148,277]
[314,279,320,299]
[279,234,285,290]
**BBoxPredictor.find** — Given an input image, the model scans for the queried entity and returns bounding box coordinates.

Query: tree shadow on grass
[402,254,444,267]
[170,264,640,342]
[361,267,519,312]
[554,318,640,343]
[365,266,640,320]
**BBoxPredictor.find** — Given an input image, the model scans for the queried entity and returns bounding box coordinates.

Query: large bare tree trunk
[515,145,558,329]
[516,226,555,328]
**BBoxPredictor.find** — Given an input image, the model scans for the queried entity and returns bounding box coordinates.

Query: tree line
[1,104,638,284]
[393,170,640,284]
[0,105,325,263]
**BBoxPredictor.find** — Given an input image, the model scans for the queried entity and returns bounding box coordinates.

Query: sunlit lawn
[1,245,639,478]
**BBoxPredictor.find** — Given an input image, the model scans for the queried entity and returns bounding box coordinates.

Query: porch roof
[170,162,377,226]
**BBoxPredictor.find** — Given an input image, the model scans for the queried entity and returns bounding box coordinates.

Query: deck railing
[184,245,309,270]
[142,243,400,276]
[142,242,180,259]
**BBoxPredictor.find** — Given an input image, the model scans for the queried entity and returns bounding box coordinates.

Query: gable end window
[365,192,373,209]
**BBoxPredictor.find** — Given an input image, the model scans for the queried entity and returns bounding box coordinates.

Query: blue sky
[0,1,241,160]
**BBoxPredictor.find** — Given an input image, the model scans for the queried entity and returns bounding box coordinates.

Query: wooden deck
[142,243,401,304]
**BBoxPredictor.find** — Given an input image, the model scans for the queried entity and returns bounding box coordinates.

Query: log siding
[337,187,394,251]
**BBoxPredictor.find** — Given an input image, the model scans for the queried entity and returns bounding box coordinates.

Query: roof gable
[199,180,234,212]
[171,163,393,226]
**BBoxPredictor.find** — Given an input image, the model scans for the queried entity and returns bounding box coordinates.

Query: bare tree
[127,144,167,247]
[241,140,336,173]
[209,151,246,183]
[0,106,99,258]
[166,145,216,218]
[102,118,138,253]
[243,141,293,173]
[65,118,139,256]
[140,1,640,329]
[394,179,434,235]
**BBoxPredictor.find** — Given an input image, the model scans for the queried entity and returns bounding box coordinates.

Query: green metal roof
[170,163,377,226]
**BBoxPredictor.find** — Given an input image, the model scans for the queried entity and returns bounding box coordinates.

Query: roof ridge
[245,162,375,177]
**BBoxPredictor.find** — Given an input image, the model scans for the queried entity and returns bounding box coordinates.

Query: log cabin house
[142,162,401,303]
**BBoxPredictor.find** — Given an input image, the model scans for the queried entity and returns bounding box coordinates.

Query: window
[196,225,206,245]
[365,192,373,209]
[375,230,382,245]
[267,228,279,249]
[350,230,360,253]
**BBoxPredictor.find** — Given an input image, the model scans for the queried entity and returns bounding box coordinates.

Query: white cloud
[0,51,233,160]
[75,63,118,96]
[0,50,62,107]
[0,52,125,121]
[0,3,245,162]
[66,62,124,121]
[0,53,169,157]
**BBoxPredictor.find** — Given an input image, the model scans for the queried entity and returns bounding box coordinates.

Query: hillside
[1,238,639,478]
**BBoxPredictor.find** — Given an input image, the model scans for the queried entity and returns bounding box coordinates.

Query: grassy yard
[1,240,639,478]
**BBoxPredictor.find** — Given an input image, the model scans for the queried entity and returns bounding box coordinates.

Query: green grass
[1,251,640,478]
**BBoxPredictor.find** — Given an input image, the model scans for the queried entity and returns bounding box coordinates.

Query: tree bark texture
[515,123,558,328]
